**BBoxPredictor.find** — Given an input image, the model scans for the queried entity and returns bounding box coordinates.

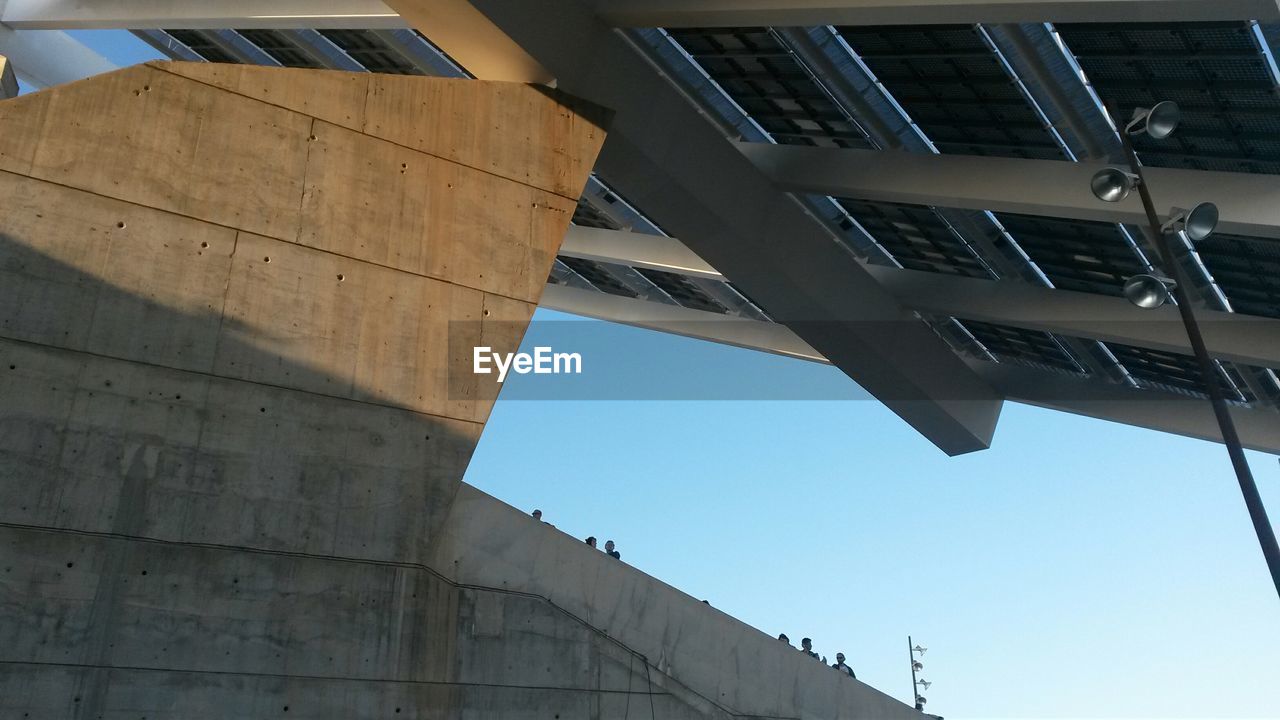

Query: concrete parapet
[431,484,922,720]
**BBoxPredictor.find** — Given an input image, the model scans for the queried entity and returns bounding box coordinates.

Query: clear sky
[475,310,1280,720]
[53,29,1280,720]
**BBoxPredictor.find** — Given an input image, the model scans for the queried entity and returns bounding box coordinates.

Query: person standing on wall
[800,638,819,659]
[833,653,856,679]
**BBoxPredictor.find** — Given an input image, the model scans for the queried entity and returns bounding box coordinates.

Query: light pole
[908,637,929,711]
[1091,101,1280,601]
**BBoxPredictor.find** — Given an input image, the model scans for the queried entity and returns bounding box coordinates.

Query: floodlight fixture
[1122,274,1176,309]
[1090,100,1280,603]
[1090,167,1139,203]
[1125,100,1180,139]
[1162,203,1219,242]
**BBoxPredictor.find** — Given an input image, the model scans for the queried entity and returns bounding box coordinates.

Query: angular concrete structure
[0,61,609,717]
[0,61,921,720]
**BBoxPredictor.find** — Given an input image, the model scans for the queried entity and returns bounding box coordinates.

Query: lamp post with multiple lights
[1090,101,1280,601]
[908,637,930,711]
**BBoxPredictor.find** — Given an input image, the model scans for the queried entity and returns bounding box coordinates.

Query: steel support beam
[595,0,1280,27]
[379,1,550,83]
[741,143,1280,241]
[382,0,1005,455]
[541,284,826,362]
[973,361,1280,454]
[868,266,1280,369]
[545,283,1280,455]
[558,229,1280,369]
[0,0,407,29]
[560,226,723,280]
[0,25,115,87]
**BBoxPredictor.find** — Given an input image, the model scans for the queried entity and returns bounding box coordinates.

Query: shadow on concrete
[0,205,738,719]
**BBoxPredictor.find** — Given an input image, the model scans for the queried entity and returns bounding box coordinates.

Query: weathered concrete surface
[0,60,917,720]
[0,62,613,718]
[0,520,724,719]
[431,484,922,720]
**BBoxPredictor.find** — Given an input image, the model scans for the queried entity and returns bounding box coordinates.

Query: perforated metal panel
[961,320,1088,373]
[636,269,730,314]
[836,198,991,277]
[162,30,238,63]
[1195,233,1280,318]
[1105,342,1253,402]
[837,24,1067,160]
[994,213,1148,296]
[235,29,324,68]
[668,29,997,276]
[668,27,874,149]
[1057,22,1280,174]
[558,258,640,298]
[571,199,622,230]
[316,29,420,74]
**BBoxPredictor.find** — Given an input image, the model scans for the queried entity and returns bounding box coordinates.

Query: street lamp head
[917,696,928,706]
[1090,167,1139,203]
[1122,274,1176,309]
[913,645,927,655]
[1163,202,1219,242]
[917,680,932,690]
[1126,100,1181,139]
[912,661,924,671]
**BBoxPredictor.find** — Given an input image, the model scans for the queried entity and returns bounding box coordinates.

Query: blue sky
[55,29,1280,720]
[476,310,1280,720]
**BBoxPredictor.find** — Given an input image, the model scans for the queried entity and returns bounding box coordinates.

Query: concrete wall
[0,62,614,719]
[431,484,922,720]
[0,60,918,720]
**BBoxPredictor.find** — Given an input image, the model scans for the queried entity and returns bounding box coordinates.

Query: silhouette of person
[800,638,819,659]
[833,653,856,678]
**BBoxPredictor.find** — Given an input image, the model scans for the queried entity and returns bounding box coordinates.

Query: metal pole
[909,636,921,711]
[1118,129,1280,601]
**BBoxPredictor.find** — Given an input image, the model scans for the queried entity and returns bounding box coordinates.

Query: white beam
[541,284,826,363]
[560,226,723,280]
[868,266,1280,369]
[0,26,115,88]
[0,0,407,29]
[973,361,1280,454]
[741,143,1280,241]
[595,0,1280,27]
